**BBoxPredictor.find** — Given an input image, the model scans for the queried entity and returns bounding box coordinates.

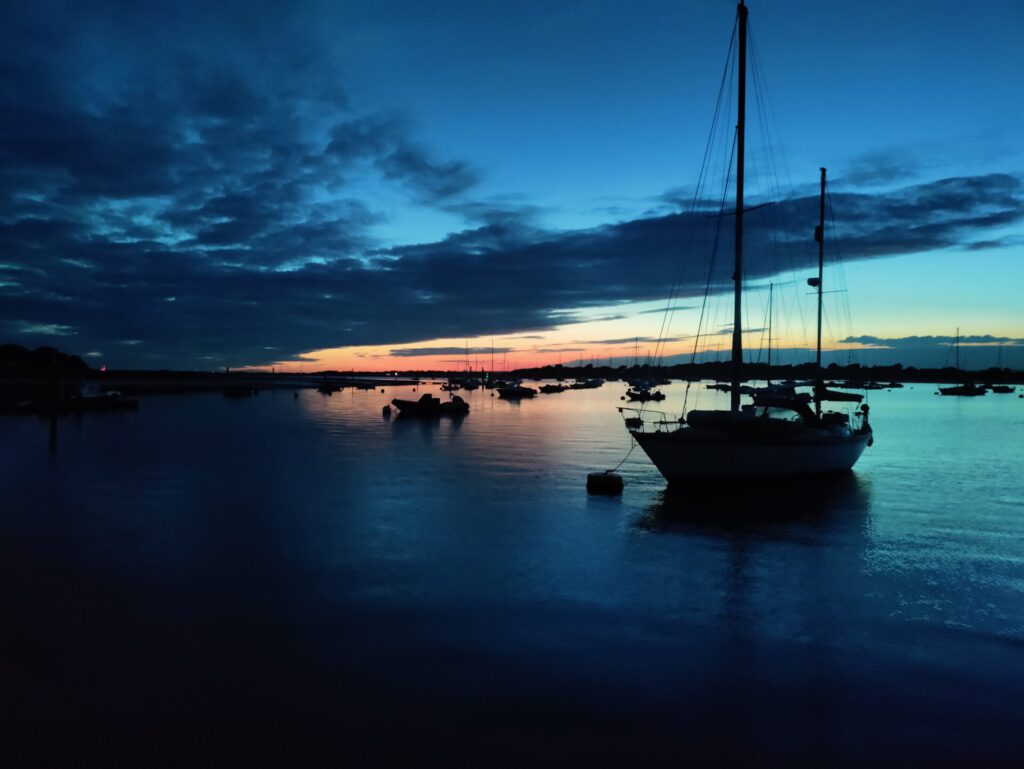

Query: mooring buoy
[587,471,623,495]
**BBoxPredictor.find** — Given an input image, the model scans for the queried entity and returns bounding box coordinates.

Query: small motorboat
[497,384,537,399]
[626,388,665,402]
[391,394,469,417]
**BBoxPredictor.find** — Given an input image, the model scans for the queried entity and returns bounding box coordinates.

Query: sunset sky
[2,0,1022,371]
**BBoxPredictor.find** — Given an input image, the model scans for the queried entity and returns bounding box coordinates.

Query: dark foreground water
[2,381,1022,767]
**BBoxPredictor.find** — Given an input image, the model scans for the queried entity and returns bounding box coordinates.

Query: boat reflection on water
[389,408,467,435]
[636,471,872,534]
[628,471,878,769]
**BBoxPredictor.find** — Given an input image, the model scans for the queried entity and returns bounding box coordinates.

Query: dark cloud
[965,239,1017,251]
[840,151,924,187]
[830,174,1024,258]
[833,335,1024,370]
[578,336,675,345]
[2,169,1021,368]
[378,146,479,203]
[388,346,513,358]
[2,2,1022,368]
[839,335,1024,348]
[636,304,697,315]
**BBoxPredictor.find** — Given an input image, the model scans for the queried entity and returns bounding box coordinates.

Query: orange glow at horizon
[247,327,879,373]
[242,292,1021,374]
[248,338,889,373]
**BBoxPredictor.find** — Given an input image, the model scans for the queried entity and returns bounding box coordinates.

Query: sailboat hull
[633,428,871,481]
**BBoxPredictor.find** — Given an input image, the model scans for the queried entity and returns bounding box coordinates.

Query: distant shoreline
[101,360,1018,386]
[3,360,1021,401]
[4,344,1022,397]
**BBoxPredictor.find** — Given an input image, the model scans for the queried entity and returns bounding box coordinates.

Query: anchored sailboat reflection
[637,472,872,532]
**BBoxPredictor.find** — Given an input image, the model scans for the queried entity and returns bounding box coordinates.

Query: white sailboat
[622,0,873,481]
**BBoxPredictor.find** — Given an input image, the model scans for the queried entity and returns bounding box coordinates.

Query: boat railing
[852,404,870,432]
[826,404,870,432]
[618,407,681,433]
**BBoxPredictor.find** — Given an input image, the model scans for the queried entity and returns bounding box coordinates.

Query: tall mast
[815,166,826,418]
[730,0,748,413]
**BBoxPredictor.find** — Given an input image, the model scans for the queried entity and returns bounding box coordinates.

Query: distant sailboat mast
[814,166,827,418]
[730,0,748,413]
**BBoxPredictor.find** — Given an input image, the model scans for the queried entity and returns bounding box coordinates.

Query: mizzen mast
[813,166,826,417]
[730,0,748,413]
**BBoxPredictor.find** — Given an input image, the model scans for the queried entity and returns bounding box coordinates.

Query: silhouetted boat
[939,384,986,396]
[984,343,1014,393]
[497,383,537,399]
[391,393,469,417]
[621,2,872,481]
[626,387,665,402]
[939,330,985,396]
[568,378,603,389]
[539,383,568,393]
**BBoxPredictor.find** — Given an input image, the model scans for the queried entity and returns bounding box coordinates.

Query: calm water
[2,381,1022,767]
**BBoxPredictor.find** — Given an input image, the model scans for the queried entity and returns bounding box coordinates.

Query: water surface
[2,381,1022,766]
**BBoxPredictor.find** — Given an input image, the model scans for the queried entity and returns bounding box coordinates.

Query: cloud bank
[2,2,1022,368]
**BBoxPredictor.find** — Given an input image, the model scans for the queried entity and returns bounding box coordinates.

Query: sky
[1,0,1022,372]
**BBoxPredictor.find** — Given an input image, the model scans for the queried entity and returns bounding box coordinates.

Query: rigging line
[692,130,738,365]
[747,24,811,355]
[826,187,856,359]
[652,18,739,363]
[682,129,738,416]
[752,282,773,365]
[745,24,806,360]
[750,26,795,229]
[652,14,738,364]
[752,29,792,211]
[822,188,845,360]
[744,26,778,371]
[608,433,640,474]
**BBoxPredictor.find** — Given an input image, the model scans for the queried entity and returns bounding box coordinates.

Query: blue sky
[1,0,1021,370]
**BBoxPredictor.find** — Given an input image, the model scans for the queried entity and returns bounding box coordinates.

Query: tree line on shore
[3,343,1021,387]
